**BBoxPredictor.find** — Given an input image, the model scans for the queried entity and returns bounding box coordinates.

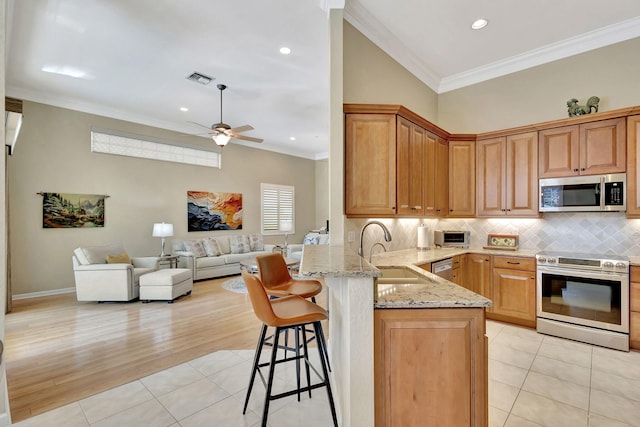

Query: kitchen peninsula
[299,245,493,427]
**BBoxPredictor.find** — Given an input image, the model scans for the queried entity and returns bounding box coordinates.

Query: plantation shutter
[261,183,295,234]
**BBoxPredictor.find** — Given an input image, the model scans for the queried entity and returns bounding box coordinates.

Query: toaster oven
[434,230,470,248]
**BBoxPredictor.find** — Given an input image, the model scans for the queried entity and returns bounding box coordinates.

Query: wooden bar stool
[256,253,331,372]
[241,269,338,427]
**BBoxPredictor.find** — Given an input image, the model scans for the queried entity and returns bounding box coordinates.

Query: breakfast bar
[299,245,492,427]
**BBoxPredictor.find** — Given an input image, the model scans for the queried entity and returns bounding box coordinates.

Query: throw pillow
[248,233,264,251]
[216,237,231,254]
[106,252,131,264]
[202,237,221,257]
[229,235,251,254]
[183,240,207,258]
[303,235,320,245]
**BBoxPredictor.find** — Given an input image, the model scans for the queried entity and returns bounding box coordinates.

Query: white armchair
[289,232,330,260]
[72,244,159,302]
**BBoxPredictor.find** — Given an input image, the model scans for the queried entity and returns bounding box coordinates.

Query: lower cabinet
[374,308,488,427]
[464,254,492,303]
[630,267,640,349]
[490,256,537,328]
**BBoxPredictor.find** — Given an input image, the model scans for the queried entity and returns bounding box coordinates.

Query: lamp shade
[279,220,293,233]
[152,222,174,237]
[213,133,231,146]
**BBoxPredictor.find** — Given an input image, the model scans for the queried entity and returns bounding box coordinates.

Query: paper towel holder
[417,224,429,251]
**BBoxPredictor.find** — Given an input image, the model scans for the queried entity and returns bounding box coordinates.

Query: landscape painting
[187,191,242,231]
[43,192,105,228]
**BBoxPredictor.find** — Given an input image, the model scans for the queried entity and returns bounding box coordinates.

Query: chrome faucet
[368,242,387,262]
[358,220,392,258]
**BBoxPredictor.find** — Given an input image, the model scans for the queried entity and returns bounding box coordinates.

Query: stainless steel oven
[536,251,629,351]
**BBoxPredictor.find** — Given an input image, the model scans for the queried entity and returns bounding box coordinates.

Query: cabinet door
[476,137,505,216]
[465,254,492,301]
[448,140,476,217]
[627,116,640,218]
[492,268,536,326]
[434,137,449,216]
[579,117,626,175]
[538,125,580,178]
[345,114,397,216]
[506,132,539,216]
[374,308,487,427]
[423,131,437,216]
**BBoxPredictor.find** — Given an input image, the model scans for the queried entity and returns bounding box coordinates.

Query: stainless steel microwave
[434,230,470,248]
[539,173,626,212]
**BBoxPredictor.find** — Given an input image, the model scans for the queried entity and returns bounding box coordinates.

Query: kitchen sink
[375,267,427,285]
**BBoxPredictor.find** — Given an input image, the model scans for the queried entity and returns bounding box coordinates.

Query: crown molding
[345,2,640,94]
[344,1,441,92]
[439,16,640,93]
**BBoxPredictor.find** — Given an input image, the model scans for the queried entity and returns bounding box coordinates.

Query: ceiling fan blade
[231,134,263,143]
[188,121,213,131]
[228,124,254,133]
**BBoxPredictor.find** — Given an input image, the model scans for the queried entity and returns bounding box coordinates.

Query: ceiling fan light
[213,133,231,146]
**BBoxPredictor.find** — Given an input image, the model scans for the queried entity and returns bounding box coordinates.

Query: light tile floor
[12,320,640,426]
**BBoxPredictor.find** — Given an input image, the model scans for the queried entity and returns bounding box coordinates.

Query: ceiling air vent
[186,72,214,85]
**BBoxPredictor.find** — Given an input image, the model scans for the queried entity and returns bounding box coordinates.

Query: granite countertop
[298,244,381,278]
[374,268,492,309]
[370,246,538,268]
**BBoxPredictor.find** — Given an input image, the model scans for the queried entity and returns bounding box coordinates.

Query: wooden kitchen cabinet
[374,307,488,427]
[449,140,476,217]
[491,256,537,328]
[345,114,397,216]
[626,115,640,218]
[397,117,426,215]
[451,255,464,285]
[539,117,626,178]
[630,266,640,349]
[477,132,538,217]
[464,254,492,302]
[424,136,449,216]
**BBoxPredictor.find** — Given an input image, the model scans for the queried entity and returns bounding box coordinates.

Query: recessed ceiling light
[471,18,488,30]
[180,107,189,112]
[279,46,291,55]
[289,137,296,141]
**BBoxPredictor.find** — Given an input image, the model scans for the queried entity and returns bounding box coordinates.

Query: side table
[157,255,179,269]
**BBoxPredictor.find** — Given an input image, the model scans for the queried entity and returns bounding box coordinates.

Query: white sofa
[72,244,160,302]
[289,232,330,260]
[172,234,275,281]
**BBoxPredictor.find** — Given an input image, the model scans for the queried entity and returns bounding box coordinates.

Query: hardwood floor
[4,275,326,423]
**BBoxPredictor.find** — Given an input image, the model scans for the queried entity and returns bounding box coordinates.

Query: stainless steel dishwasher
[431,258,453,281]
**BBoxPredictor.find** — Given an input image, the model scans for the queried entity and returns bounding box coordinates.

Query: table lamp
[152,222,174,256]
[279,220,293,248]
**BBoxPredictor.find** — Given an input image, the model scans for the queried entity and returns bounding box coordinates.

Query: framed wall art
[41,192,106,228]
[187,191,243,231]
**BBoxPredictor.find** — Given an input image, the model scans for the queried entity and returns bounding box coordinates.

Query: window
[261,183,295,235]
[91,128,221,168]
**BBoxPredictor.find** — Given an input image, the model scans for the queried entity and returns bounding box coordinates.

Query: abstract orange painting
[187,191,242,231]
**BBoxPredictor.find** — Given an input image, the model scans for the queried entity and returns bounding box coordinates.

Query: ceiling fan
[190,84,263,146]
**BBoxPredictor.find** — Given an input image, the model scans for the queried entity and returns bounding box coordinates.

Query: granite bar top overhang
[298,244,381,278]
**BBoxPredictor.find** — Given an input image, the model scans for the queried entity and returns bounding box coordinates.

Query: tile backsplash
[346,213,640,257]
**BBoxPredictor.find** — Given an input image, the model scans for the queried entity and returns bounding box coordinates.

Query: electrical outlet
[348,231,355,242]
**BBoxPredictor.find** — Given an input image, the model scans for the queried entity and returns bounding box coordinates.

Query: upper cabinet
[448,140,476,217]
[539,118,626,178]
[345,105,451,218]
[477,132,539,217]
[626,115,640,218]
[396,117,426,216]
[345,113,397,216]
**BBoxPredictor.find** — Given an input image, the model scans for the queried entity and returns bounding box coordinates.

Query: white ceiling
[6,1,640,160]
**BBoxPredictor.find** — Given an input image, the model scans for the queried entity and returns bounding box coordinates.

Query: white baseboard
[0,412,10,426]
[12,287,76,300]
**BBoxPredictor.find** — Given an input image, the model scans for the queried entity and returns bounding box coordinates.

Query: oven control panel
[536,253,629,273]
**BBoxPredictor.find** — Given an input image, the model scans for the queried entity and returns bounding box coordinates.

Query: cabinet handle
[573,168,579,172]
[507,261,520,265]
[581,168,585,171]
